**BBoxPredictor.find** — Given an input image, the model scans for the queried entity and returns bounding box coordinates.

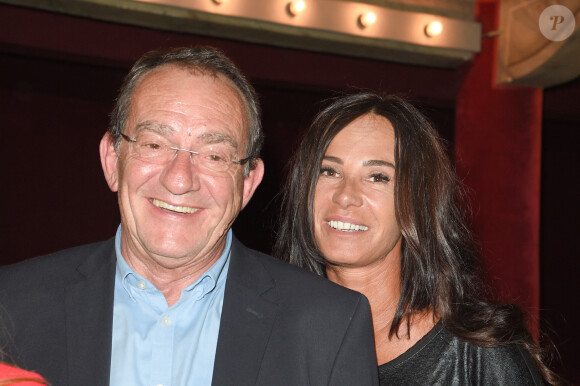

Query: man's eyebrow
[363,159,395,169]
[134,121,175,136]
[198,132,238,150]
[132,123,238,149]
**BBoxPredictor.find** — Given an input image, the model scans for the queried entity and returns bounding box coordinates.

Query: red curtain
[455,0,542,337]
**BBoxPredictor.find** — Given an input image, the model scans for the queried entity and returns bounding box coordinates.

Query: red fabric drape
[455,0,542,337]
[0,363,46,385]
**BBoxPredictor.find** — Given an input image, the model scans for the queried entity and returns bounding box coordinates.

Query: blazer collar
[212,236,279,385]
[65,239,116,386]
[61,236,279,385]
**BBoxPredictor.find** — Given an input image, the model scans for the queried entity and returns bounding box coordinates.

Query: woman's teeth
[328,220,368,232]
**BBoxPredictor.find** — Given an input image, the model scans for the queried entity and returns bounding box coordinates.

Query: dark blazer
[0,236,378,386]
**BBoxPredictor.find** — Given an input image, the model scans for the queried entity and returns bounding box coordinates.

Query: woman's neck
[326,248,436,365]
[327,257,400,332]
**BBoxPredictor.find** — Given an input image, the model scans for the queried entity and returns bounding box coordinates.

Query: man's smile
[152,198,199,214]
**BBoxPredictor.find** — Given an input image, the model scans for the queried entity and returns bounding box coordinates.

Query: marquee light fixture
[425,21,443,37]
[287,1,306,17]
[130,0,481,64]
[358,12,377,29]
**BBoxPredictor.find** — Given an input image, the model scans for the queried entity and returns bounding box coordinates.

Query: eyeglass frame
[120,133,254,172]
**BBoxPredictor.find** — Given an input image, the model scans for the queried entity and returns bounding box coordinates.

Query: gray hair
[108,46,263,175]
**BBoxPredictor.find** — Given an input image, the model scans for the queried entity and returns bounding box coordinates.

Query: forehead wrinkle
[134,120,176,136]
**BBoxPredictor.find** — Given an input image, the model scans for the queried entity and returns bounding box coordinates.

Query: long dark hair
[274,93,560,384]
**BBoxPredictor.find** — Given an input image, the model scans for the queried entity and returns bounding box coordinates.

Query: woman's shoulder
[453,331,544,385]
[379,322,544,385]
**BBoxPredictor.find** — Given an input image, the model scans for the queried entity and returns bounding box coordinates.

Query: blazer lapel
[65,239,116,386]
[212,237,279,385]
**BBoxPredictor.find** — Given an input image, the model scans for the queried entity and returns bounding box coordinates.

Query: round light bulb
[358,12,377,28]
[288,1,306,16]
[425,21,443,37]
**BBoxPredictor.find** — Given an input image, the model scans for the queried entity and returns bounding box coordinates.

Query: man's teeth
[328,220,368,232]
[153,199,198,214]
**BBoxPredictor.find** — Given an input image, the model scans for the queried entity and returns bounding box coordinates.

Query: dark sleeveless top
[378,321,544,385]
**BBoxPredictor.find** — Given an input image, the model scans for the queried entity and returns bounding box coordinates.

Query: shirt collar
[114,225,232,303]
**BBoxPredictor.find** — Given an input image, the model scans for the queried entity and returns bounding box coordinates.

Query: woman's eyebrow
[323,156,395,169]
[322,155,343,164]
[363,159,395,169]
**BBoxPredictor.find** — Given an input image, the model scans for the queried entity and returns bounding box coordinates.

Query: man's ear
[99,133,119,192]
[241,159,265,209]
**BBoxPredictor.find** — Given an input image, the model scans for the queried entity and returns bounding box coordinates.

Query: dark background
[1,4,578,383]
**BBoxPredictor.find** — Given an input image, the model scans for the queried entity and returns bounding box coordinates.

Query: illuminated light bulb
[287,1,306,17]
[358,12,377,28]
[425,21,443,37]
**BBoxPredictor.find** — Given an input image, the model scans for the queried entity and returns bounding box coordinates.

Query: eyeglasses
[120,133,252,173]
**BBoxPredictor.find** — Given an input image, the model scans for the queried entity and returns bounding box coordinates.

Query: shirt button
[137,281,146,290]
[162,316,171,326]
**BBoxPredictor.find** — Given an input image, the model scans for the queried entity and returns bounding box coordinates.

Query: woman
[275,93,560,384]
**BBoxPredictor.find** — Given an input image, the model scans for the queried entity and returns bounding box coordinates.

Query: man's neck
[120,234,227,307]
[132,255,222,306]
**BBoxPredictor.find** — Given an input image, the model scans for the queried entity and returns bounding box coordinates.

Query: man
[0,47,378,385]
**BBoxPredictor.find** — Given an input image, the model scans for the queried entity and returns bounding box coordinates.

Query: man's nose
[159,149,201,195]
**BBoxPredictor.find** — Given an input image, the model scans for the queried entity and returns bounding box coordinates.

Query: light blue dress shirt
[110,226,231,386]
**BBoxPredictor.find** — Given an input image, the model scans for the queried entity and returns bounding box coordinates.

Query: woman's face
[313,113,402,269]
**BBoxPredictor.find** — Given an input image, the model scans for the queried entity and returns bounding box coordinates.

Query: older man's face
[101,65,263,270]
